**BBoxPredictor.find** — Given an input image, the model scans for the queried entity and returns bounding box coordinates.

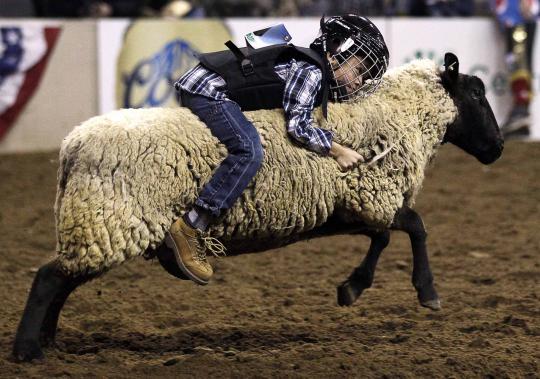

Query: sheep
[13,53,503,362]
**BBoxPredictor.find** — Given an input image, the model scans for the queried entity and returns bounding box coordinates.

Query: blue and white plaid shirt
[175,59,333,155]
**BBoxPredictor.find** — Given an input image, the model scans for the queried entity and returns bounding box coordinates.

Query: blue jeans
[180,91,264,217]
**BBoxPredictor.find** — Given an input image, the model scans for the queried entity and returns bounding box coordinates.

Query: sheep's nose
[480,144,503,164]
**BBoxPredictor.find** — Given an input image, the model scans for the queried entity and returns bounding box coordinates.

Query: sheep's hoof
[417,284,441,311]
[337,281,364,306]
[420,298,441,311]
[12,340,44,362]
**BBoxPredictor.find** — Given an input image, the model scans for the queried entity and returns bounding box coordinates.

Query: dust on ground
[0,142,538,378]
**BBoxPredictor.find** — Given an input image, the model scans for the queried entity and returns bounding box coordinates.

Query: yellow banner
[116,20,231,109]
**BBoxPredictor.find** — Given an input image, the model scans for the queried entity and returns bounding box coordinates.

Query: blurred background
[1,3,539,377]
[0,0,538,152]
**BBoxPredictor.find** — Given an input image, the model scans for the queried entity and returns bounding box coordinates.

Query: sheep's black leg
[391,206,441,311]
[39,286,73,347]
[39,273,93,347]
[337,230,390,306]
[12,260,70,362]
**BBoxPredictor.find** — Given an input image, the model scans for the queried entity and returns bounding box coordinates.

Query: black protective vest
[198,43,330,117]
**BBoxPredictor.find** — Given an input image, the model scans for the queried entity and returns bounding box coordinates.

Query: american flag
[0,26,60,141]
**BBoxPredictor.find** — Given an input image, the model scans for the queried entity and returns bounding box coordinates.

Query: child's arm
[282,61,333,155]
[282,60,362,171]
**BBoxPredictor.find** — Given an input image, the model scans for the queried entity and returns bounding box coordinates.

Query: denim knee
[251,141,264,172]
[241,133,264,171]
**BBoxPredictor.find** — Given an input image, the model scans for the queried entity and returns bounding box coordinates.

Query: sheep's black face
[440,53,504,165]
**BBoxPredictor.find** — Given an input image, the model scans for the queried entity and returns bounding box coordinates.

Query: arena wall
[0,18,538,154]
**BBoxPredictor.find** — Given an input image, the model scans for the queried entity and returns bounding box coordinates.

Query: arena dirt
[0,142,538,378]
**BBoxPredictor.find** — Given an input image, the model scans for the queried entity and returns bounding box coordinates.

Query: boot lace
[190,231,227,262]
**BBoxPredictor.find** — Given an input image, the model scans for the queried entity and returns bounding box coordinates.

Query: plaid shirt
[175,59,333,155]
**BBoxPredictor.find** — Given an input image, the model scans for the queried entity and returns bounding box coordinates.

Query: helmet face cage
[315,15,389,103]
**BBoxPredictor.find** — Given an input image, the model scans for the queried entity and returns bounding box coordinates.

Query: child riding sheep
[170,14,389,285]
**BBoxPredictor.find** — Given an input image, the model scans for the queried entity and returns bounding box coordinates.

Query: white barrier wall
[0,18,538,154]
[0,20,98,154]
[388,19,539,139]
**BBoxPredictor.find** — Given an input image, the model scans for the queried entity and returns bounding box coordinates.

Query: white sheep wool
[55,59,457,275]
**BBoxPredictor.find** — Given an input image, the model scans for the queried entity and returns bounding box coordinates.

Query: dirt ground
[0,142,538,378]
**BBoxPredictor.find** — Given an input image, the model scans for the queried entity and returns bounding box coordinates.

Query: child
[168,14,389,285]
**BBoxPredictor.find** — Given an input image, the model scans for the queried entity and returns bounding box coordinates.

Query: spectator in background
[198,0,273,17]
[293,0,383,16]
[32,0,89,17]
[31,0,145,17]
[139,0,205,17]
[154,0,205,17]
[494,0,538,139]
[409,0,475,16]
[91,0,150,17]
[30,0,204,18]
[0,0,35,16]
[273,0,405,17]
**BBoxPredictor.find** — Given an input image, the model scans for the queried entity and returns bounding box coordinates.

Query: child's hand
[329,142,364,171]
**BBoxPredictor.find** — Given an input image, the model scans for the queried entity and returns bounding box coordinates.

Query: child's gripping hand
[329,142,364,171]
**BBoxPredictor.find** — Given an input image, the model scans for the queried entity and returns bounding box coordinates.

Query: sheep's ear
[444,52,459,84]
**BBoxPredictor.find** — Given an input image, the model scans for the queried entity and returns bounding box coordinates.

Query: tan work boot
[165,218,213,285]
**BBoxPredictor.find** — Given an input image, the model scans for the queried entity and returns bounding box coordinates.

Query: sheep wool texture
[55,59,457,275]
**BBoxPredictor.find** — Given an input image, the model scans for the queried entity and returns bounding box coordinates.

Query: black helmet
[311,14,389,102]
